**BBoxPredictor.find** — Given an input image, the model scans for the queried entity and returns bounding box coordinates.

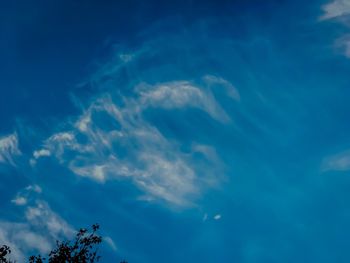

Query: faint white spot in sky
[213,214,222,220]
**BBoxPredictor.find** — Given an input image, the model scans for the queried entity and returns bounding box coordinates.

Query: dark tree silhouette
[0,245,13,263]
[29,224,102,263]
[1,224,126,263]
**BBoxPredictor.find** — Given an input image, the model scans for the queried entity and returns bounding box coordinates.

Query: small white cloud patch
[213,214,222,220]
[11,196,27,206]
[33,149,51,159]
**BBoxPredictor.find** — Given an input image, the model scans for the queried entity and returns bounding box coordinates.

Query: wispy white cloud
[335,35,350,58]
[11,184,43,206]
[1,187,74,262]
[321,150,350,172]
[30,31,237,207]
[320,0,350,58]
[25,201,74,238]
[320,0,350,20]
[30,149,51,166]
[38,94,201,205]
[104,236,118,252]
[203,75,240,101]
[33,76,234,207]
[75,112,91,132]
[32,131,83,165]
[0,222,51,261]
[0,132,21,166]
[136,79,236,123]
[25,184,42,194]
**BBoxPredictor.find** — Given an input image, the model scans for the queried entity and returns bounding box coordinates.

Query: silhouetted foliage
[29,224,102,263]
[0,245,13,263]
[1,224,127,263]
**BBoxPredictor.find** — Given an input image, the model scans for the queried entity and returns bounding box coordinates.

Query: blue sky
[1,0,350,262]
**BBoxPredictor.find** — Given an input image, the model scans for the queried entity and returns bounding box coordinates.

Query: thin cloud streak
[321,150,350,172]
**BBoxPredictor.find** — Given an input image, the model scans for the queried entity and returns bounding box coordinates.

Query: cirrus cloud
[1,186,74,262]
[320,0,350,58]
[0,132,21,166]
[320,0,350,20]
[32,76,236,207]
[321,150,350,172]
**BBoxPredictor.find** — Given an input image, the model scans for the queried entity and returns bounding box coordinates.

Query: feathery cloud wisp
[320,0,350,20]
[320,0,350,58]
[0,132,21,166]
[321,150,350,172]
[33,76,235,207]
[1,187,74,262]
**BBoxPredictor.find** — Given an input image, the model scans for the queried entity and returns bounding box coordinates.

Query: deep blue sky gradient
[1,0,350,262]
